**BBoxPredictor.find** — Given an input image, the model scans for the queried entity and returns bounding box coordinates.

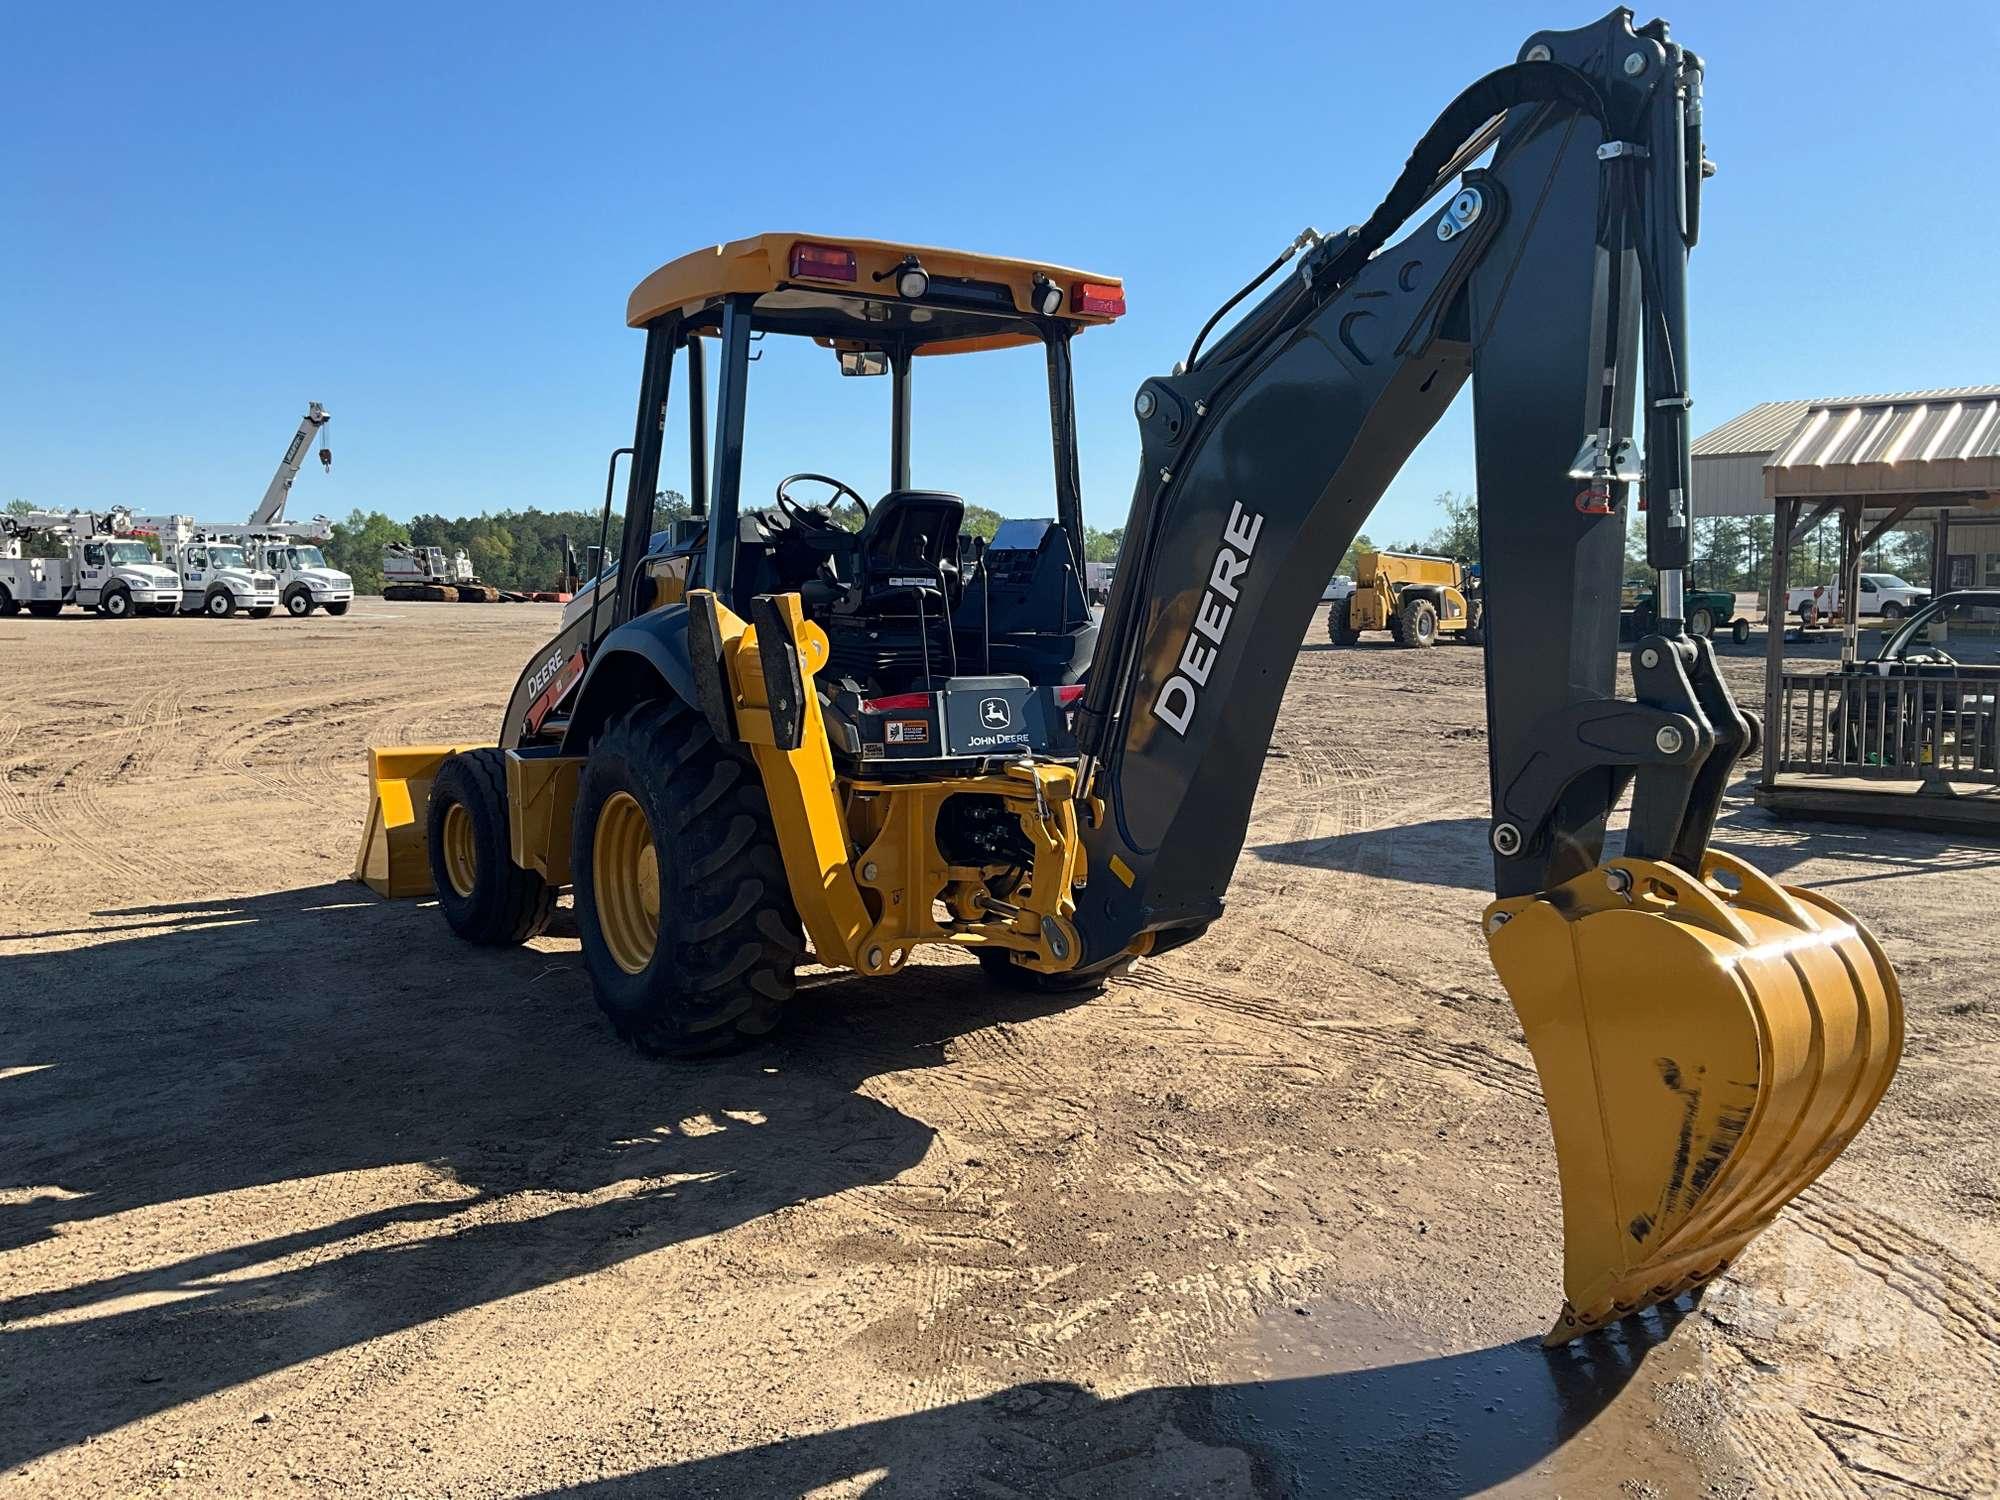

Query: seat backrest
[857,491,964,582]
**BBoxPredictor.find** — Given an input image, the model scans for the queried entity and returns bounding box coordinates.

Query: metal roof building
[1722,386,2000,831]
[1692,385,2000,518]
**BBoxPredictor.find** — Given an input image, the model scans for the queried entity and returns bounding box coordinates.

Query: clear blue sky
[4,2,1995,544]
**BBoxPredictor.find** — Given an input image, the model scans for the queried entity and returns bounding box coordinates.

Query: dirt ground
[3,599,1996,1498]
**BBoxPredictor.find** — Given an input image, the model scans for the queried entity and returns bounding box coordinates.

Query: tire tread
[576,700,803,1058]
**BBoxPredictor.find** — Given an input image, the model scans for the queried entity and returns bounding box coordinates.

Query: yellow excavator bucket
[353,745,488,898]
[1487,848,1901,1343]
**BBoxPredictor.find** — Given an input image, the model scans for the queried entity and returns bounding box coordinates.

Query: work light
[894,257,930,299]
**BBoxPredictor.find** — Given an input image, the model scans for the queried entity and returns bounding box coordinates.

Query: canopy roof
[624,233,1124,355]
[1764,389,2000,500]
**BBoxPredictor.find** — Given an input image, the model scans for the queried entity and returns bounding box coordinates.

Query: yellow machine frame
[358,591,1093,978]
[695,590,1086,977]
[1348,550,1473,634]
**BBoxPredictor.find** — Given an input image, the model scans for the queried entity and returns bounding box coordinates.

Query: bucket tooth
[1486,853,1901,1342]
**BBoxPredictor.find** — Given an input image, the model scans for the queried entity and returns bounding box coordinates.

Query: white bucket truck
[130,515,281,618]
[0,508,181,618]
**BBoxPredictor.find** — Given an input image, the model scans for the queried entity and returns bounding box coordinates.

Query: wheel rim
[594,790,659,975]
[107,594,127,616]
[441,801,478,898]
[289,594,309,615]
[209,595,227,616]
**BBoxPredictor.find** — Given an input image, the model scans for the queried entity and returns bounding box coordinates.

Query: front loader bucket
[353,745,487,898]
[1486,849,1901,1344]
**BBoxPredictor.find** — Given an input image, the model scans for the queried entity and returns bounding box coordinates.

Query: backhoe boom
[1076,9,1710,951]
[1072,9,1899,1341]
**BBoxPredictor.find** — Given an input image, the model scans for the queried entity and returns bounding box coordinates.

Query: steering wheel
[775,473,869,529]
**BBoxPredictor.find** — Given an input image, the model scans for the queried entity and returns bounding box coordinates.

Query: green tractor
[1621,579,1748,643]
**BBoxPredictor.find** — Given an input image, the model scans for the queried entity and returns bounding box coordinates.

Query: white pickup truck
[1788,573,1930,625]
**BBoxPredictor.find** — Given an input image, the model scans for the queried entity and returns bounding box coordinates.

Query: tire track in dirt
[1792,1186,2000,1370]
[0,681,193,900]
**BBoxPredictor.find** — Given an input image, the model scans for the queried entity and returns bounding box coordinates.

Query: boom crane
[248,402,332,527]
[357,9,1900,1347]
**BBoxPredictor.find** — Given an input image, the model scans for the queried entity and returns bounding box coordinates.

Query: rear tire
[1799,601,1819,628]
[1731,618,1750,645]
[427,748,554,945]
[1688,606,1714,639]
[1327,607,1360,647]
[1398,597,1439,648]
[573,699,804,1057]
[26,601,62,617]
[0,586,16,616]
[976,948,1134,994]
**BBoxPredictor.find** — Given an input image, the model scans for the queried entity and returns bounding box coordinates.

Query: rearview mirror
[838,349,889,377]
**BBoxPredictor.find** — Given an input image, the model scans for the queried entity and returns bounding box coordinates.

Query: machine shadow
[531,1309,1683,1499]
[1252,816,1494,890]
[1712,803,2000,882]
[1253,800,2000,896]
[0,883,1084,1469]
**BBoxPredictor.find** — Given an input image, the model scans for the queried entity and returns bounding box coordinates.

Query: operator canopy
[624,233,1125,353]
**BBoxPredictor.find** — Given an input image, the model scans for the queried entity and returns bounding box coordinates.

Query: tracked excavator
[356,9,1900,1343]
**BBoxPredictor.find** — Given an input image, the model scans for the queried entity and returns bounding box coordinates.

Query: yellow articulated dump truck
[1330,550,1483,648]
[355,8,1902,1346]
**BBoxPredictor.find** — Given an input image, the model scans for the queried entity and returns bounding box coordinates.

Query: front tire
[1399,597,1439,648]
[573,700,804,1057]
[99,586,133,619]
[285,589,315,618]
[324,600,351,616]
[205,589,235,618]
[248,606,274,619]
[427,748,554,945]
[1882,601,1905,622]
[1799,601,1820,628]
[1327,607,1360,647]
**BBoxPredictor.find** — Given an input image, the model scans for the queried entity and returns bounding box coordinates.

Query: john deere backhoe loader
[357,9,1900,1344]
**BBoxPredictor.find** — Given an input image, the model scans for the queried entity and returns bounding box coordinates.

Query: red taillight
[790,241,858,282]
[1073,281,1125,317]
[1056,684,1086,705]
[861,691,931,713]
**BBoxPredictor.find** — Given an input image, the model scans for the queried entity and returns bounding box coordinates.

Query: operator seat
[815,490,966,694]
[833,490,964,614]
